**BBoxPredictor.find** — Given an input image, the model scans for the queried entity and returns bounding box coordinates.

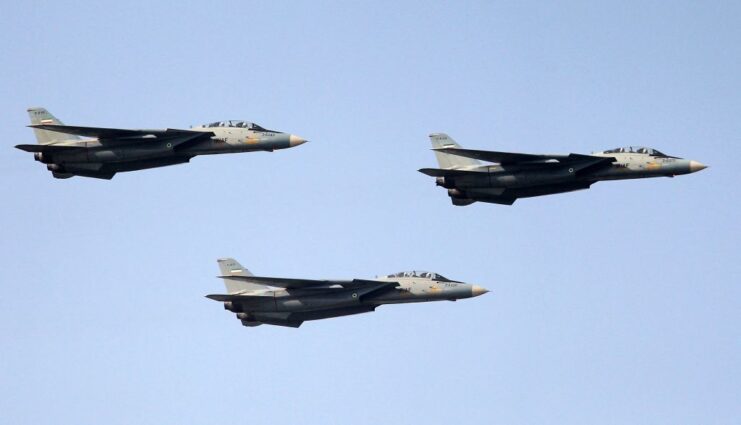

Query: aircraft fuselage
[219,275,487,328]
[434,151,706,205]
[21,116,307,179]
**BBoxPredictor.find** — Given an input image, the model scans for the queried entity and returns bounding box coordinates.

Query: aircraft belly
[511,183,593,197]
[50,149,89,163]
[275,293,363,312]
[188,146,268,156]
[592,166,681,180]
[89,145,172,162]
[367,297,437,305]
[106,157,192,172]
[235,297,278,313]
[454,168,577,190]
[245,305,376,327]
[283,306,376,321]
[595,172,663,181]
[442,172,490,189]
[493,169,577,188]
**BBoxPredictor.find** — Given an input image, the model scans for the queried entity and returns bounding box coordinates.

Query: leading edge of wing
[217,275,342,289]
[434,147,572,164]
[216,275,400,291]
[28,124,208,140]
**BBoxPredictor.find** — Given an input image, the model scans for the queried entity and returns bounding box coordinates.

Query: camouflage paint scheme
[420,133,707,206]
[208,258,489,328]
[17,107,307,179]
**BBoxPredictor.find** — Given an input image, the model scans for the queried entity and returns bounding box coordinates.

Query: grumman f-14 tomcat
[16,107,307,179]
[207,258,488,328]
[420,133,707,206]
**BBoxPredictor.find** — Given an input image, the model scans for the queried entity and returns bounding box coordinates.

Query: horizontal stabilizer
[15,144,85,153]
[205,294,271,302]
[418,168,484,177]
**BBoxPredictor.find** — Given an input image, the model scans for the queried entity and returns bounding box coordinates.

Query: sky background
[1,1,739,424]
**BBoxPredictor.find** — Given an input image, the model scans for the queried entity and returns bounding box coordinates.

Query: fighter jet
[207,258,489,328]
[16,107,308,179]
[420,133,707,206]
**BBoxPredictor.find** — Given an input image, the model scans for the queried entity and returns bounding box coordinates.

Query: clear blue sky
[1,1,739,424]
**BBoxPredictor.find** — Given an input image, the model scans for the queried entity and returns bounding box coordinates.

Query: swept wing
[434,147,615,167]
[26,124,214,150]
[215,275,398,292]
[433,147,568,164]
[426,149,615,177]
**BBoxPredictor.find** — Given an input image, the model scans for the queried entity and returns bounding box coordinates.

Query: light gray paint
[420,133,707,205]
[17,107,308,179]
[208,258,489,328]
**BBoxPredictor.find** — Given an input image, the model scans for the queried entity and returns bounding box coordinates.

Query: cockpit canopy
[384,271,455,282]
[201,120,276,132]
[598,146,674,158]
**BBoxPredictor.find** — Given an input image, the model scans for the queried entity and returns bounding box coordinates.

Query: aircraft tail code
[217,258,268,294]
[429,133,481,169]
[27,107,81,145]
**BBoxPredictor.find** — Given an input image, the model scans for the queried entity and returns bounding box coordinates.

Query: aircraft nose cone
[289,134,308,147]
[689,160,707,173]
[471,285,489,297]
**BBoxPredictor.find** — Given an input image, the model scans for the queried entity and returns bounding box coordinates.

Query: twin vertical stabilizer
[217,258,269,293]
[429,133,481,169]
[27,107,80,145]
